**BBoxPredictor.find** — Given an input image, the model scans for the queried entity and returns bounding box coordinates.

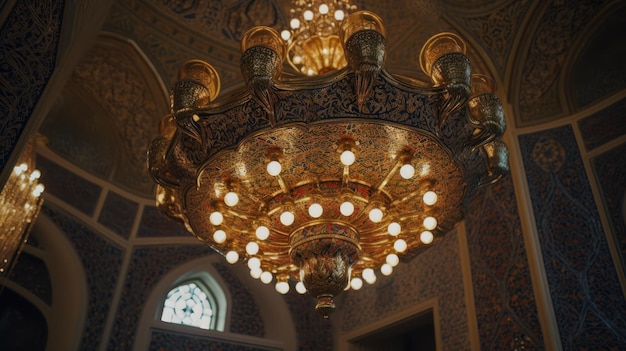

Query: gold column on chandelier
[149,9,508,317]
[0,139,44,278]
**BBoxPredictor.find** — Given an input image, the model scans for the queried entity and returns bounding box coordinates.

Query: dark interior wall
[0,288,48,351]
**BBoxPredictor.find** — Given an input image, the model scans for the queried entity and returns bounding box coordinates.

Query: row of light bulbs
[206,146,439,294]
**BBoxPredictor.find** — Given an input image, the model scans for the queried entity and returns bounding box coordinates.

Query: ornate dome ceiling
[39,0,626,197]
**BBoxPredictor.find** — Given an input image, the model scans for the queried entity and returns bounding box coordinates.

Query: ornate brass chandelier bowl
[148,11,508,317]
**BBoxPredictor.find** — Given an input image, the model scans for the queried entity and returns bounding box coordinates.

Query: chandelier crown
[148,7,509,318]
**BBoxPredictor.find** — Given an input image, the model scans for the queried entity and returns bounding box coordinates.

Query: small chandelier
[280,0,356,75]
[149,10,508,317]
[0,140,44,278]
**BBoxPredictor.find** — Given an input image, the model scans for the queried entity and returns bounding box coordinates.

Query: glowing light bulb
[381,263,393,276]
[394,239,407,253]
[247,257,261,269]
[267,161,282,176]
[334,9,344,21]
[340,201,354,216]
[290,18,300,29]
[280,211,295,226]
[255,225,270,240]
[250,267,262,279]
[423,216,437,230]
[213,230,226,243]
[386,253,399,267]
[350,277,363,290]
[295,281,307,294]
[30,170,41,180]
[420,231,434,244]
[387,222,401,236]
[293,55,302,64]
[423,191,438,205]
[308,203,323,218]
[319,4,329,14]
[369,208,383,223]
[33,184,45,197]
[209,211,224,225]
[275,281,290,294]
[399,163,415,179]
[303,10,314,20]
[340,150,355,166]
[260,271,273,284]
[362,268,376,284]
[281,29,291,41]
[224,191,239,207]
[246,242,259,255]
[225,251,239,264]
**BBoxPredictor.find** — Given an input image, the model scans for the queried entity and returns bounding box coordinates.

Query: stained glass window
[161,281,215,330]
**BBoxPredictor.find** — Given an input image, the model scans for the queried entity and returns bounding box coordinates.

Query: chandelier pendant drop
[149,9,508,317]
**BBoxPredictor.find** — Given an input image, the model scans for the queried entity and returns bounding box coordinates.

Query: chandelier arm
[375,162,401,192]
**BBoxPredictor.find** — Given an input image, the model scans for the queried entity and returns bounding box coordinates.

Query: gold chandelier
[0,140,44,278]
[149,8,508,317]
[280,0,355,75]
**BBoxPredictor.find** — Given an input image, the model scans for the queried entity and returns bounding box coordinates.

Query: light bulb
[303,10,314,21]
[334,9,344,21]
[369,208,383,223]
[319,4,329,14]
[247,257,261,269]
[340,150,355,166]
[420,231,434,244]
[386,253,399,267]
[209,211,224,225]
[280,211,295,226]
[30,170,41,180]
[246,242,259,255]
[350,277,363,290]
[224,191,239,207]
[250,267,262,279]
[340,201,354,216]
[213,230,226,243]
[423,191,438,205]
[275,281,290,294]
[381,263,393,276]
[394,239,407,253]
[225,251,239,264]
[281,29,291,41]
[293,55,302,64]
[267,160,282,176]
[290,18,300,29]
[399,163,415,179]
[260,271,273,284]
[295,281,307,294]
[423,216,437,230]
[33,184,44,197]
[387,222,401,236]
[308,203,323,218]
[362,268,376,284]
[255,225,270,240]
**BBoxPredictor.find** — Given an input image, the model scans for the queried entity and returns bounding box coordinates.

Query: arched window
[161,279,219,330]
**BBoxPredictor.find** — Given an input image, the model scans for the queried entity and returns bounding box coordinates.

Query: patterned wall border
[519,125,626,349]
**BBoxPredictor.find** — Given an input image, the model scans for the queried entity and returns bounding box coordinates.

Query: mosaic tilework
[517,0,611,125]
[107,245,215,351]
[212,263,265,337]
[340,230,470,350]
[0,0,65,174]
[457,0,532,78]
[465,177,543,350]
[281,290,333,351]
[36,155,102,216]
[592,142,626,281]
[137,206,191,238]
[8,252,53,306]
[98,191,138,240]
[578,97,626,151]
[148,329,278,351]
[41,204,124,350]
[519,125,626,349]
